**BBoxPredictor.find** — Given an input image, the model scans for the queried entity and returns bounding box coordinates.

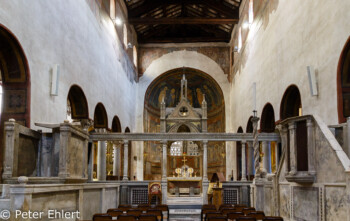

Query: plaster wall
[231,0,350,129]
[0,0,137,132]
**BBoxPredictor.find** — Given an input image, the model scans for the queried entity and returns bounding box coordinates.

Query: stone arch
[0,25,31,179]
[111,116,122,132]
[67,85,88,120]
[0,25,31,127]
[94,103,108,129]
[280,85,302,120]
[138,50,230,132]
[337,36,350,123]
[168,123,200,133]
[260,103,275,132]
[246,116,253,133]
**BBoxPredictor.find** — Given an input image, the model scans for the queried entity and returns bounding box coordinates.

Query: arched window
[260,103,275,132]
[280,85,302,120]
[94,103,108,129]
[337,37,350,123]
[111,115,122,132]
[67,85,89,121]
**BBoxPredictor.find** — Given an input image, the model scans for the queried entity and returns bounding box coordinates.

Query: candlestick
[253,82,256,111]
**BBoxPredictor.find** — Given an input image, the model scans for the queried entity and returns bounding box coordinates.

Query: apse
[143,67,226,180]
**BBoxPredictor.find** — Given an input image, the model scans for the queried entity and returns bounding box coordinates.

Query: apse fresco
[144,68,226,180]
[145,69,223,112]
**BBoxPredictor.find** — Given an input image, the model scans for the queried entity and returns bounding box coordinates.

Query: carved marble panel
[293,187,319,221]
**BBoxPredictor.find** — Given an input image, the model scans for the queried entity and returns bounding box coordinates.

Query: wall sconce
[127,42,133,49]
[233,46,239,52]
[242,21,249,29]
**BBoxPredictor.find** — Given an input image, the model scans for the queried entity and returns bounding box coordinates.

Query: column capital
[241,140,247,144]
[288,122,296,130]
[161,140,168,145]
[202,140,208,145]
[251,116,260,123]
[123,140,129,144]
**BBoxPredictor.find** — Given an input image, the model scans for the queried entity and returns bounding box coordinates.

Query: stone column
[161,141,168,204]
[113,143,120,177]
[203,140,208,181]
[97,140,107,181]
[275,142,280,170]
[162,141,167,179]
[123,140,129,181]
[262,141,269,173]
[88,143,94,181]
[202,140,209,204]
[307,118,316,175]
[251,116,261,178]
[247,142,254,179]
[241,140,247,181]
[288,122,297,175]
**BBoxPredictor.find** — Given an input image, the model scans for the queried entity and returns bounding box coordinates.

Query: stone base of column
[122,176,129,181]
[202,180,209,204]
[161,181,167,204]
[120,185,129,205]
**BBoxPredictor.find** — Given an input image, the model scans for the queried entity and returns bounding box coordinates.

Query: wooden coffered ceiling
[124,0,241,43]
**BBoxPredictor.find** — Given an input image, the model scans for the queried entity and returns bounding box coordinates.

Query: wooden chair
[236,217,256,221]
[263,216,284,221]
[207,216,228,221]
[118,205,132,211]
[233,204,247,212]
[220,208,236,215]
[219,204,234,211]
[139,214,158,221]
[106,209,123,217]
[127,209,142,217]
[155,204,169,220]
[147,209,163,221]
[92,213,112,221]
[201,209,217,221]
[202,204,217,210]
[117,214,138,221]
[138,204,151,212]
[242,207,256,215]
[248,211,265,220]
[226,211,244,221]
[205,212,222,221]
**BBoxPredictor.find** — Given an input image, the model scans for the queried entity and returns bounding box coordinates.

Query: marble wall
[255,116,350,221]
[5,183,119,221]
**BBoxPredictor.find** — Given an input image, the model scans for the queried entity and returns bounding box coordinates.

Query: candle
[253,82,256,110]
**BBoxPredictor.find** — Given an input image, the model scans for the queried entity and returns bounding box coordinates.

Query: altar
[168,177,202,196]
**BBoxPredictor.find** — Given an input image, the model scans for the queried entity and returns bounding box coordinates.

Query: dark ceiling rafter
[124,0,241,43]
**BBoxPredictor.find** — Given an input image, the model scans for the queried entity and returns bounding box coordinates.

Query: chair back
[127,209,142,216]
[248,211,265,220]
[106,209,123,217]
[202,204,216,210]
[263,216,284,221]
[155,204,169,219]
[221,208,236,215]
[219,204,233,210]
[233,204,247,212]
[205,211,222,221]
[118,205,132,211]
[202,209,217,221]
[117,214,138,221]
[147,209,163,221]
[92,213,112,221]
[236,217,256,221]
[207,216,227,221]
[242,207,256,215]
[226,211,244,220]
[139,214,158,221]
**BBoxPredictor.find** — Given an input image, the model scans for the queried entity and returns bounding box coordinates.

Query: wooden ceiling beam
[139,36,230,43]
[128,0,239,19]
[129,17,238,25]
